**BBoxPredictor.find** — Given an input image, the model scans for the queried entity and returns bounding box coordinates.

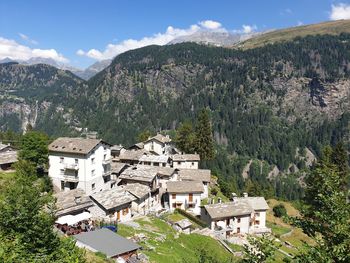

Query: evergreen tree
[0,161,86,262]
[195,109,215,160]
[175,121,196,153]
[137,130,152,142]
[293,145,350,262]
[19,131,49,167]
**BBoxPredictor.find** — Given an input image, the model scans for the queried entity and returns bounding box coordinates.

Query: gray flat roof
[74,228,140,258]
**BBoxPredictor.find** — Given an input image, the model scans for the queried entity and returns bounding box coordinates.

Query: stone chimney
[243,192,248,198]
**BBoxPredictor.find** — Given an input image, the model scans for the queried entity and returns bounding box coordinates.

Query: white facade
[131,194,153,215]
[168,192,202,215]
[172,160,199,170]
[49,143,112,195]
[202,182,209,199]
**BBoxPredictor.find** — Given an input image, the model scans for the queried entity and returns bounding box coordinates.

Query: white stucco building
[171,154,200,169]
[48,137,112,195]
[143,134,172,155]
[178,169,211,199]
[201,195,270,239]
[166,181,204,215]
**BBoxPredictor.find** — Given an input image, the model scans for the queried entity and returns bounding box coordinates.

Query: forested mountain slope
[1,33,350,175]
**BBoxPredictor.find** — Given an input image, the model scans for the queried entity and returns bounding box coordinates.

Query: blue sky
[1,0,350,68]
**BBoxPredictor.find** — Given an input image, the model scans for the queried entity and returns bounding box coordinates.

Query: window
[177,161,181,165]
[237,218,241,223]
[237,227,241,234]
[192,162,194,166]
[255,212,260,217]
[61,181,65,190]
[172,203,176,208]
[188,203,194,208]
[162,163,166,167]
[255,220,260,225]
[75,158,78,164]
[60,157,64,163]
[91,158,95,164]
[172,194,176,199]
[91,183,95,190]
[104,154,106,160]
[91,170,95,177]
[60,169,64,176]
[122,207,129,215]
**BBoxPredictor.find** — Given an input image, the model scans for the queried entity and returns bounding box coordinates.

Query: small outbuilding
[74,228,141,261]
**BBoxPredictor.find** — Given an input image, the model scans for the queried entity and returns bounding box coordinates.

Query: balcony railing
[64,163,79,170]
[64,175,79,182]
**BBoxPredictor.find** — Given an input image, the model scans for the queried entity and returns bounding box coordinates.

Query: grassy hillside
[239,19,350,49]
[118,216,236,263]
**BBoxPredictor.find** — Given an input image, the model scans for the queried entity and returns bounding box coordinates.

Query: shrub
[273,203,287,218]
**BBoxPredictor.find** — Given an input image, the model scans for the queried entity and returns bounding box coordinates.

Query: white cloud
[77,23,209,60]
[0,37,68,63]
[297,21,304,26]
[18,33,38,45]
[77,20,235,61]
[330,3,350,20]
[199,20,222,30]
[232,24,258,34]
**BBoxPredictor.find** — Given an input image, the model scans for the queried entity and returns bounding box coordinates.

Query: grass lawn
[118,216,237,263]
[266,221,291,237]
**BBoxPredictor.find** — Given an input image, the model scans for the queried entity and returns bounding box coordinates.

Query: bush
[273,203,287,218]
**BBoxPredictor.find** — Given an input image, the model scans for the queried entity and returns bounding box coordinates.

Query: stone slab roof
[119,149,148,161]
[235,197,269,211]
[204,200,253,220]
[179,169,211,182]
[167,180,204,194]
[90,187,136,210]
[175,219,192,229]
[119,165,158,183]
[144,134,171,144]
[172,154,200,162]
[0,151,17,165]
[54,189,93,217]
[74,228,140,258]
[153,166,176,177]
[111,162,129,174]
[122,183,150,199]
[139,154,169,163]
[49,137,110,155]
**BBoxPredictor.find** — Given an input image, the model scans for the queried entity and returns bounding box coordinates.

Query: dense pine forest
[1,33,350,201]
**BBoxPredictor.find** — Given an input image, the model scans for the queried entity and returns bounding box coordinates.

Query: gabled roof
[235,197,269,211]
[139,154,169,163]
[0,151,17,165]
[144,134,171,144]
[0,143,15,152]
[167,180,204,194]
[119,165,158,183]
[74,228,140,258]
[54,189,93,217]
[172,154,200,162]
[204,200,253,220]
[122,183,150,199]
[153,166,176,177]
[111,162,129,174]
[179,169,211,182]
[119,149,148,161]
[49,137,111,155]
[90,187,136,210]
